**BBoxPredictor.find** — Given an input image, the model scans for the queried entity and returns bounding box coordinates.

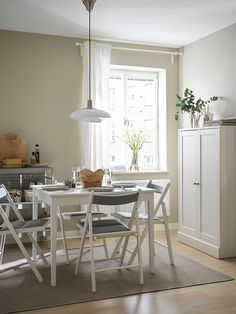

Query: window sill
[112,170,169,175]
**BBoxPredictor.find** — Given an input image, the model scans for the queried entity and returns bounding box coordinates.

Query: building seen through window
[107,67,159,171]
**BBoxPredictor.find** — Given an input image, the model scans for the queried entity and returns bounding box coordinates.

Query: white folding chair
[57,206,108,264]
[0,184,50,283]
[75,190,144,293]
[112,181,174,265]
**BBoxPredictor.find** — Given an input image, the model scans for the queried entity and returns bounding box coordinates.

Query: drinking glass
[72,165,81,188]
[104,168,112,185]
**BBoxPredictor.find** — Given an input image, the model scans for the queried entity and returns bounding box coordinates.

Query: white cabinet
[178,126,236,258]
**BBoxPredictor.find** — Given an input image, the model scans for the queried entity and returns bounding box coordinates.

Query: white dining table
[32,185,155,287]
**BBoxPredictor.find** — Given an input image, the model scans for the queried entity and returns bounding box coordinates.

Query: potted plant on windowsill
[175,88,219,128]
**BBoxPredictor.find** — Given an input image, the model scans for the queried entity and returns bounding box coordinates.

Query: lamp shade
[69,107,111,123]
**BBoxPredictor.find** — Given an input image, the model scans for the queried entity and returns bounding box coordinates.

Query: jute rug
[0,242,233,314]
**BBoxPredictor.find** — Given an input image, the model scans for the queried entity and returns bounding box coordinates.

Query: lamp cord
[88,7,91,102]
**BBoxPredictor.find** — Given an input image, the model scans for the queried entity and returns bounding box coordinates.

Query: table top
[32,183,154,197]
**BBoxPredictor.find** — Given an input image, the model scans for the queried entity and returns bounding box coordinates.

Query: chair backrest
[0,184,24,223]
[92,191,139,206]
[0,186,7,199]
[146,181,170,217]
[146,181,165,194]
[87,190,140,219]
[86,190,140,228]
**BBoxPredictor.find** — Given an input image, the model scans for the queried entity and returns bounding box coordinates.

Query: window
[106,65,166,171]
[144,155,153,166]
[109,122,116,143]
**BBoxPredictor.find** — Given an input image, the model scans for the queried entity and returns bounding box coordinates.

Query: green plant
[120,131,145,152]
[175,88,219,121]
[118,128,145,171]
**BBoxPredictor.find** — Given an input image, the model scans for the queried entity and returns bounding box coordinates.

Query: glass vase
[190,113,201,128]
[130,150,139,171]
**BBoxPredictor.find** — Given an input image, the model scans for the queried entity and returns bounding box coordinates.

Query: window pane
[108,68,158,171]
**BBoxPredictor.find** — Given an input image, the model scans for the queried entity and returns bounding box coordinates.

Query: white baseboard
[154,222,178,231]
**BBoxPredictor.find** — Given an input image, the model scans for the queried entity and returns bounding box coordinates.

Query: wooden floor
[18,231,236,314]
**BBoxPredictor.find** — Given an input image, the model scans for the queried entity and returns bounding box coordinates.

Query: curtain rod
[75,42,182,63]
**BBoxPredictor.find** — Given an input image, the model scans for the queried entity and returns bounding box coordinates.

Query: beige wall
[0,30,179,223]
[0,30,82,180]
[179,23,236,128]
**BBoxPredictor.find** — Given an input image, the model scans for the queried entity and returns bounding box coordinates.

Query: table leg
[147,195,155,273]
[32,190,38,261]
[50,200,58,286]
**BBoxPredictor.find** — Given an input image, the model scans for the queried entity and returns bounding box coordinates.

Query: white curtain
[81,42,112,170]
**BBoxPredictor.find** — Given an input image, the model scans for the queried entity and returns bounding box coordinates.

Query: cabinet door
[179,130,199,237]
[199,128,219,245]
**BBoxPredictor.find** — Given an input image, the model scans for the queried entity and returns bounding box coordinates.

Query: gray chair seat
[61,211,106,220]
[113,211,165,222]
[78,219,131,234]
[0,218,49,233]
[113,211,148,220]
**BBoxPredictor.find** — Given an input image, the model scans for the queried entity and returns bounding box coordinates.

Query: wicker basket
[80,168,104,188]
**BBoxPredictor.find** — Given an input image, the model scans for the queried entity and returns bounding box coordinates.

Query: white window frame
[109,64,167,172]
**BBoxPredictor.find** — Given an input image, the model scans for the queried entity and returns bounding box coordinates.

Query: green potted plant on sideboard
[175,88,219,128]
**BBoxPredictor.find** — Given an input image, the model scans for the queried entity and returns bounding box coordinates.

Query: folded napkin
[80,168,104,188]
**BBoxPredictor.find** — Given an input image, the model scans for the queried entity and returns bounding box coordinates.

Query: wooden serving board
[0,139,27,162]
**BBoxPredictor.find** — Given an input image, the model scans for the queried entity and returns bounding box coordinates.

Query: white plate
[87,187,114,192]
[42,186,69,192]
[112,182,136,188]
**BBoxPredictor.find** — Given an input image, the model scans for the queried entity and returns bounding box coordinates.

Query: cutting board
[0,139,27,162]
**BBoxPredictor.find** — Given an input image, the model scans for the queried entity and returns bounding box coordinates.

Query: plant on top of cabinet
[175,88,219,128]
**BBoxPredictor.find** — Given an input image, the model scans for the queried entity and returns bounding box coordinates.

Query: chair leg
[119,235,130,267]
[0,206,10,265]
[111,236,124,258]
[96,205,109,258]
[162,203,174,265]
[136,216,144,285]
[89,238,96,293]
[58,210,69,264]
[0,234,6,264]
[75,221,88,275]
[13,231,43,282]
[27,232,49,267]
[88,213,96,293]
[164,224,174,265]
[128,224,148,265]
[102,238,109,258]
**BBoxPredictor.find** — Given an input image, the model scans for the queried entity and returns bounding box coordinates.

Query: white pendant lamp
[69,0,111,123]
